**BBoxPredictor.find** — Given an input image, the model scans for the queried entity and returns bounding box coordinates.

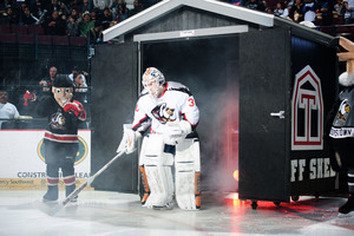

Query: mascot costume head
[52,75,74,107]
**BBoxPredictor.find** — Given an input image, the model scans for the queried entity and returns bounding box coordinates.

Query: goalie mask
[52,75,74,107]
[142,67,165,98]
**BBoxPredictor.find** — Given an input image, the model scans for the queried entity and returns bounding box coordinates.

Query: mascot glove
[117,124,142,154]
[63,102,82,117]
[339,72,354,87]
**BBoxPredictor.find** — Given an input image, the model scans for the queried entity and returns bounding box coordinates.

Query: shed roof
[103,0,274,41]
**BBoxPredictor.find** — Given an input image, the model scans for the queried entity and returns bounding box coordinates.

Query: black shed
[91,0,338,206]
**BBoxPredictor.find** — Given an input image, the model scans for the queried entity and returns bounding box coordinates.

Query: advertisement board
[0,130,91,189]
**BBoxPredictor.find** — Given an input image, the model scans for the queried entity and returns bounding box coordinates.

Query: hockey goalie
[117,67,201,210]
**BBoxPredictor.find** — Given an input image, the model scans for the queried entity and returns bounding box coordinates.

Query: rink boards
[0,130,91,189]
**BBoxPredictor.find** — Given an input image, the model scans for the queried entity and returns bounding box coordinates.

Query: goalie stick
[61,151,126,207]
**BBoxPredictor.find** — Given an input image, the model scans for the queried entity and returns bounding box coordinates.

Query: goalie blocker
[139,132,201,210]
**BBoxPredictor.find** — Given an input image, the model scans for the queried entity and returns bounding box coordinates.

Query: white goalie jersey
[132,81,199,135]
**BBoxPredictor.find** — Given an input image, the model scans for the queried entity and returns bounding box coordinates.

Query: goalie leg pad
[141,134,174,208]
[175,138,201,210]
[144,164,174,208]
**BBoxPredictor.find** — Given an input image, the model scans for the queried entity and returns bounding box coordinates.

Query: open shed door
[91,42,139,192]
[238,29,291,202]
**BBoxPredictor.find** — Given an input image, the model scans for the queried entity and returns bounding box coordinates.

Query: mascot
[328,36,354,214]
[37,75,86,202]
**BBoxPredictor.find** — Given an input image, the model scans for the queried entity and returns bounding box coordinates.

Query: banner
[0,130,91,189]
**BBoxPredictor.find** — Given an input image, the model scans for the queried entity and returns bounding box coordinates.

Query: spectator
[89,20,103,44]
[73,73,88,106]
[289,0,304,23]
[47,0,62,15]
[316,0,334,26]
[114,2,129,23]
[93,0,112,10]
[66,9,79,36]
[0,88,20,129]
[39,66,58,94]
[68,66,89,85]
[128,0,144,17]
[100,7,113,29]
[111,0,126,15]
[67,15,79,36]
[73,73,88,92]
[21,4,37,25]
[69,7,80,21]
[274,2,285,17]
[334,0,344,18]
[69,0,81,10]
[90,8,99,21]
[344,0,354,23]
[30,0,45,18]
[58,1,70,16]
[78,11,94,37]
[303,0,316,22]
[43,10,66,35]
[79,0,93,13]
[1,6,19,25]
[20,89,38,118]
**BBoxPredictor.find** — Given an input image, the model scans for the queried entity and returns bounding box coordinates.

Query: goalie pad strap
[139,165,150,204]
[195,171,201,209]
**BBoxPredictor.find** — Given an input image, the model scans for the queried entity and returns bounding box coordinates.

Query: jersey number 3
[188,98,195,107]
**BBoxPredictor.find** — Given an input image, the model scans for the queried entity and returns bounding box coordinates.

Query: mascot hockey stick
[61,151,126,208]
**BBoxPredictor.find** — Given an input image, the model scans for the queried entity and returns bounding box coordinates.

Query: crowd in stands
[224,0,354,26]
[0,0,156,44]
[0,0,353,45]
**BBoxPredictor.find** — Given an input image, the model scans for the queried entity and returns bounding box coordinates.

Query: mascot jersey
[330,86,354,138]
[38,96,86,144]
[132,81,199,134]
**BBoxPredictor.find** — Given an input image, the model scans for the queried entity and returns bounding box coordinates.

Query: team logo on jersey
[50,110,66,130]
[151,103,177,124]
[333,99,351,127]
[291,65,323,150]
[37,136,88,165]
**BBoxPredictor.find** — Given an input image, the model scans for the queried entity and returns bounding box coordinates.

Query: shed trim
[133,25,249,42]
[103,0,273,42]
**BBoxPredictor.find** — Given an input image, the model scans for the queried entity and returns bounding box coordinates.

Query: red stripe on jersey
[63,176,76,185]
[44,132,78,143]
[132,115,149,130]
[47,178,59,185]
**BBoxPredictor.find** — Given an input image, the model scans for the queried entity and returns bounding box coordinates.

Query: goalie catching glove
[117,124,142,154]
[161,120,192,145]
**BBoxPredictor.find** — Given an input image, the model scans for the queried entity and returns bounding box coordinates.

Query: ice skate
[42,186,58,203]
[338,195,354,215]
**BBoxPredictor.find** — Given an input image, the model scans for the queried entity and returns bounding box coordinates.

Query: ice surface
[0,190,353,236]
